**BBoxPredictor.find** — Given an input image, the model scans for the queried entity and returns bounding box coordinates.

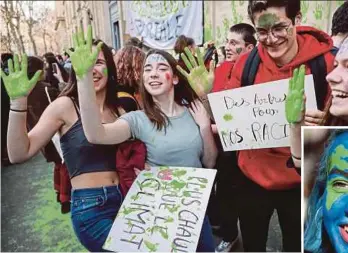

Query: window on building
[113,21,121,50]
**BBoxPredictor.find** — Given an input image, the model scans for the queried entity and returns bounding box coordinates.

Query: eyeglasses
[256,23,292,42]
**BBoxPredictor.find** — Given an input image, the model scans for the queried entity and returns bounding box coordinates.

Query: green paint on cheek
[287,27,294,36]
[325,179,343,210]
[223,113,233,121]
[258,13,280,29]
[102,68,108,76]
[325,145,348,210]
[236,48,243,54]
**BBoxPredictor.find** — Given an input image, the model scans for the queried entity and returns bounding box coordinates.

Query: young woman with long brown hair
[3,35,135,251]
[74,26,218,251]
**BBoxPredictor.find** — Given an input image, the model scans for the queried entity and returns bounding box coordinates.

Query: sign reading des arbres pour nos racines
[208,75,317,151]
[124,1,203,50]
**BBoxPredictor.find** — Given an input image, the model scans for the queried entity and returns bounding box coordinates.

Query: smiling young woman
[4,35,139,251]
[322,38,348,125]
[75,25,218,250]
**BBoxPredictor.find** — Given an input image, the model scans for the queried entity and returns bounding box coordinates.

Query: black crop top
[60,98,117,178]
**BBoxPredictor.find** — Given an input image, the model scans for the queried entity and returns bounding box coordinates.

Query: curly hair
[115,45,145,93]
[331,2,348,36]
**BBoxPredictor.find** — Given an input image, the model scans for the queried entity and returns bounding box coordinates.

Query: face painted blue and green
[323,131,348,253]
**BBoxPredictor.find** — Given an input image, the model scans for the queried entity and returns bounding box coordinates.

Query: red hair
[115,46,145,93]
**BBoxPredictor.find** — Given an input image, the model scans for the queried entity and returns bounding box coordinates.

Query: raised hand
[0,54,42,100]
[286,64,305,124]
[188,100,211,129]
[66,23,103,79]
[176,47,214,97]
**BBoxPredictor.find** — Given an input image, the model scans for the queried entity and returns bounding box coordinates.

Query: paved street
[1,153,282,252]
[1,153,85,252]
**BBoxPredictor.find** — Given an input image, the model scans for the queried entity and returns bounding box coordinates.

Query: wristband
[291,153,301,160]
[10,108,27,113]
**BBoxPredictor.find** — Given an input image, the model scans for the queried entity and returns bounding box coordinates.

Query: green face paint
[257,13,280,29]
[287,27,294,36]
[102,67,108,77]
[223,113,233,121]
[322,133,348,253]
[325,144,348,210]
[236,48,243,54]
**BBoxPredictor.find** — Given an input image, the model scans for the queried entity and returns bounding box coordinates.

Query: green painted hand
[176,47,214,97]
[66,24,103,79]
[313,3,323,20]
[0,54,42,100]
[301,1,309,23]
[286,65,306,124]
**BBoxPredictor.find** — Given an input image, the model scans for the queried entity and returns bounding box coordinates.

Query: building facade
[55,0,344,52]
[54,1,123,52]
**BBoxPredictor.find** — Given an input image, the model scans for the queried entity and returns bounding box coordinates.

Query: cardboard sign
[207,75,317,151]
[103,167,216,252]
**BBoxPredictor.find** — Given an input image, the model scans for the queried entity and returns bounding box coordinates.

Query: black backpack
[241,47,338,110]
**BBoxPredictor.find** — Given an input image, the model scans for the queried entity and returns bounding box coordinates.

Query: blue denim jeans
[197,215,215,252]
[71,185,123,252]
[71,185,214,252]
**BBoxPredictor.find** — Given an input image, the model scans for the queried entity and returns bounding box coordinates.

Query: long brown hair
[59,39,120,116]
[140,49,199,131]
[320,97,347,126]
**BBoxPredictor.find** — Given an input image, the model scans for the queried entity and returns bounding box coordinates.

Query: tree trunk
[43,30,47,53]
[27,18,38,55]
[13,1,26,54]
[21,1,38,55]
[4,19,13,52]
[3,1,22,54]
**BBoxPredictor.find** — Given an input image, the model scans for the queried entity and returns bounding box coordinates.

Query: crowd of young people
[1,0,347,252]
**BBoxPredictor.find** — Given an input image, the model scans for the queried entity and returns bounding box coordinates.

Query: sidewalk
[1,153,85,252]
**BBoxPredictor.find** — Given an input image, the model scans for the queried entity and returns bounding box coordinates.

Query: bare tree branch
[20,0,38,55]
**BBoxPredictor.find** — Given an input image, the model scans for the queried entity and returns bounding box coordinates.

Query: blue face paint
[323,192,348,252]
[323,132,348,253]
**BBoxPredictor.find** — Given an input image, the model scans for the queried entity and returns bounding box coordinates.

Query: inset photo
[303,127,348,253]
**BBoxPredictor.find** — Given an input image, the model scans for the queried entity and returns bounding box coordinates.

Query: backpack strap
[241,47,261,87]
[308,48,338,111]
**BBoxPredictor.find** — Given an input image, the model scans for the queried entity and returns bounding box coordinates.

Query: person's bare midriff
[71,171,120,189]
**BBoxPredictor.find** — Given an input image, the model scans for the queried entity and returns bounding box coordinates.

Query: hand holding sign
[176,47,214,97]
[286,65,306,124]
[66,23,103,79]
[1,54,42,100]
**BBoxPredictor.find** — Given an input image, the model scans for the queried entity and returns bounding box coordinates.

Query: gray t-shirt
[120,108,203,168]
